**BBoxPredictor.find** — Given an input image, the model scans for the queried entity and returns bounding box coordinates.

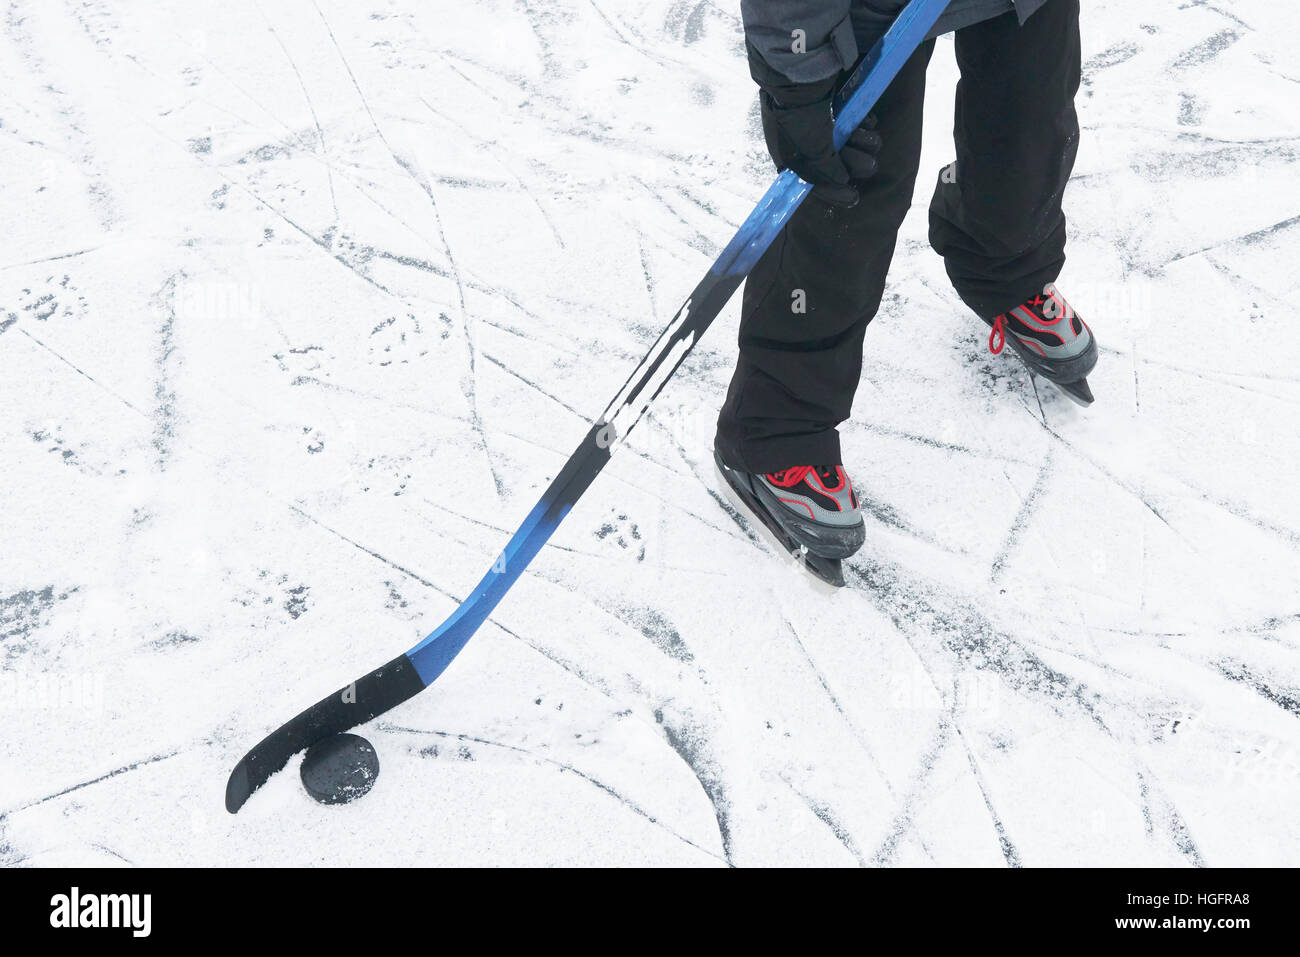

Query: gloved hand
[751,50,883,207]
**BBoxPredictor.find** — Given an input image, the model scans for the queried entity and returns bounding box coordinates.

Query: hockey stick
[225,0,950,813]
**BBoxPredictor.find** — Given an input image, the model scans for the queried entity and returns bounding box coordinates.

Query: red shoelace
[989,313,1006,355]
[766,466,813,487]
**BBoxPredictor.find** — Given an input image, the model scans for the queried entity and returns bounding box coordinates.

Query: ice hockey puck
[300,732,380,805]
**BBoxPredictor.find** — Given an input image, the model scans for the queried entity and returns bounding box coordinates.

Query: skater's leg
[715,39,935,475]
[928,0,1082,319]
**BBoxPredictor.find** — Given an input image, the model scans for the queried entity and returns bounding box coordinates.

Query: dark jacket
[741,0,1048,82]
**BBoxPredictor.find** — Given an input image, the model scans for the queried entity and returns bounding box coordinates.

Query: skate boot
[714,450,865,587]
[985,283,1097,406]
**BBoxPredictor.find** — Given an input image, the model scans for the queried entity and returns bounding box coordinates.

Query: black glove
[750,48,883,207]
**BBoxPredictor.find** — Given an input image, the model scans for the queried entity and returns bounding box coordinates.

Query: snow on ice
[1,0,1298,866]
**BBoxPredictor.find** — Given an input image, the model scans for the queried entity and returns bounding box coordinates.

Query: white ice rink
[1,0,1298,865]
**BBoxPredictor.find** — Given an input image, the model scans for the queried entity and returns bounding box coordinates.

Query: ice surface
[1,0,1297,866]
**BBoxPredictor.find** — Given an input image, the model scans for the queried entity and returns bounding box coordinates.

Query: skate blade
[996,331,1095,407]
[1050,376,1093,406]
[713,454,846,590]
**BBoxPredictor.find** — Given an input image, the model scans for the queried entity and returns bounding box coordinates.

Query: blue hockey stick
[226,0,950,812]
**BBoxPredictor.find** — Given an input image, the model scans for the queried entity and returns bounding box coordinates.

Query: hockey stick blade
[225,0,951,813]
[225,656,423,813]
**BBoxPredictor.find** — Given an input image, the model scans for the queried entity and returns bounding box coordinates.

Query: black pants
[716,0,1081,473]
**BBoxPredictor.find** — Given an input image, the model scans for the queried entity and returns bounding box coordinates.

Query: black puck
[300,733,380,805]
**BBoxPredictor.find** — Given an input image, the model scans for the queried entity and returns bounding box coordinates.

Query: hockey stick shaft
[226,0,950,812]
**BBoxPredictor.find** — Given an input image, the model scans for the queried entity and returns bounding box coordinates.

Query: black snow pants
[715,0,1081,473]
